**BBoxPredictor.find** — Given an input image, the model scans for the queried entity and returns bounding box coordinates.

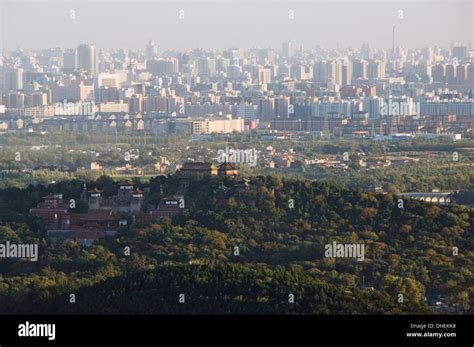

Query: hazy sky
[1,0,472,51]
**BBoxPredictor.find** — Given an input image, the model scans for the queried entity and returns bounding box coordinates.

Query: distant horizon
[1,41,471,53]
[1,0,472,51]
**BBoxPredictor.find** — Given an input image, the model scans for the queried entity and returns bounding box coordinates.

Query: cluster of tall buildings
[0,41,473,136]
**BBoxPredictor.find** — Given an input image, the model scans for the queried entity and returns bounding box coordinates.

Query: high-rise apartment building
[63,49,76,72]
[146,40,158,60]
[77,44,98,75]
[281,41,294,59]
[352,59,368,80]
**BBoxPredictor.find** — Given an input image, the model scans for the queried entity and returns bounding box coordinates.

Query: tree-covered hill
[0,175,472,314]
[8,264,429,315]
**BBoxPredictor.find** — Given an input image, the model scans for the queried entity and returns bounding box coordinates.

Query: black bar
[0,315,472,346]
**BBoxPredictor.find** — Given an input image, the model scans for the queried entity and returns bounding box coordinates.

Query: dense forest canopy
[0,175,472,314]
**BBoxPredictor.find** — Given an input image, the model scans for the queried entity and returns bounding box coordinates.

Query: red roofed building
[30,193,68,225]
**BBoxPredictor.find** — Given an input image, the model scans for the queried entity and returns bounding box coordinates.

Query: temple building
[179,162,218,176]
[218,162,238,176]
[30,180,187,246]
[178,162,238,177]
